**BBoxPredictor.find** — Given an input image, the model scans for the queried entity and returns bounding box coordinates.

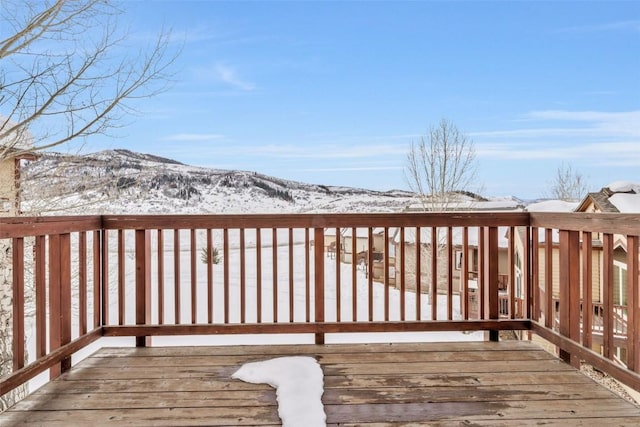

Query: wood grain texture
[4,341,639,426]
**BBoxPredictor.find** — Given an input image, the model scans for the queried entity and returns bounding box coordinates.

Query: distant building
[0,117,36,215]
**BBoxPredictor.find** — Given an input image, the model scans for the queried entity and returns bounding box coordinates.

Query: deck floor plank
[2,341,639,426]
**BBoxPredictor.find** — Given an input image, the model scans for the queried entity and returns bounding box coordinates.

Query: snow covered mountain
[21,149,417,214]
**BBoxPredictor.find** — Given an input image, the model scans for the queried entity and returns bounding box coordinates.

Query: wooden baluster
[545,228,554,330]
[351,227,357,321]
[102,229,109,326]
[368,227,374,321]
[12,237,24,372]
[305,228,310,323]
[524,228,531,323]
[288,228,294,323]
[191,229,197,324]
[158,230,165,325]
[582,232,593,350]
[462,227,469,320]
[272,228,278,323]
[314,228,325,344]
[136,230,151,347]
[60,233,72,372]
[627,235,639,373]
[416,227,421,320]
[603,233,614,360]
[400,227,406,321]
[224,228,230,324]
[92,231,101,329]
[257,228,262,323]
[447,227,453,321]
[484,227,499,342]
[35,235,47,357]
[531,227,539,322]
[241,228,246,324]
[508,227,515,319]
[431,227,437,321]
[384,227,390,322]
[49,234,61,379]
[479,227,485,320]
[173,229,180,324]
[118,230,125,325]
[205,229,212,324]
[79,231,87,335]
[335,227,340,322]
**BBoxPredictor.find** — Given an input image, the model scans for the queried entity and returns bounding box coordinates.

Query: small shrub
[201,247,221,264]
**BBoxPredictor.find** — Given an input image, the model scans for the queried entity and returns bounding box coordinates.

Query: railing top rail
[530,212,640,235]
[3,211,639,237]
[0,216,102,239]
[102,212,531,230]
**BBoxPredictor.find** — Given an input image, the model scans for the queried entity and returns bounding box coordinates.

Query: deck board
[2,341,639,426]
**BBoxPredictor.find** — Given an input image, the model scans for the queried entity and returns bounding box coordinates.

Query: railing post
[627,235,639,373]
[484,227,499,341]
[314,228,325,345]
[559,230,580,367]
[136,229,152,347]
[48,233,72,378]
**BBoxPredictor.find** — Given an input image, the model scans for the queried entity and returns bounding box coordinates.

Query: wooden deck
[2,340,640,426]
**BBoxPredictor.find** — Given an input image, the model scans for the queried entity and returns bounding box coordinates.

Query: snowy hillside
[21,149,416,214]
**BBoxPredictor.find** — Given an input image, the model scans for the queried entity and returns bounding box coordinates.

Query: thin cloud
[214,63,256,91]
[162,133,225,142]
[157,141,407,160]
[472,110,640,140]
[477,141,640,164]
[525,110,640,123]
[299,166,404,172]
[525,110,640,137]
[248,143,407,159]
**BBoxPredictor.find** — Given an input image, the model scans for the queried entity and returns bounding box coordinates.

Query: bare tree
[0,0,178,410]
[405,118,480,211]
[0,0,178,161]
[404,119,481,308]
[548,163,588,202]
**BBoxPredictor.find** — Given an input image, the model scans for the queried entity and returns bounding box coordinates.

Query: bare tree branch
[0,0,180,160]
[405,118,480,211]
[548,163,589,202]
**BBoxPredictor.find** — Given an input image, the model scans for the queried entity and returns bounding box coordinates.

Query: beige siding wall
[0,159,17,215]
[537,247,602,303]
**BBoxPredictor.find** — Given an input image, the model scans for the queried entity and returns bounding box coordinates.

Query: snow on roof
[606,181,640,194]
[395,226,510,248]
[0,116,33,152]
[525,200,579,212]
[406,199,523,212]
[609,193,640,213]
[340,227,393,238]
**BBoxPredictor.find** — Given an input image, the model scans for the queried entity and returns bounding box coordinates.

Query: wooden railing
[1,211,639,400]
[529,212,640,390]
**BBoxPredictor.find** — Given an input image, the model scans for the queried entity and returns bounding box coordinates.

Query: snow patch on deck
[232,356,326,427]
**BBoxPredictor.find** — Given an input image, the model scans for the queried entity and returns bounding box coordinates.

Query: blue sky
[86,1,639,199]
